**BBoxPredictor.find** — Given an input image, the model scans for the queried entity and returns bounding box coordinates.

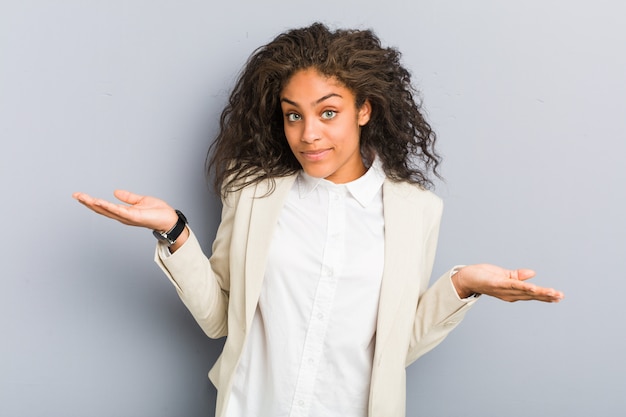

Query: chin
[299,162,330,178]
[304,169,330,179]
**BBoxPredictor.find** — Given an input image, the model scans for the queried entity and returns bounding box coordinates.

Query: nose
[301,118,321,143]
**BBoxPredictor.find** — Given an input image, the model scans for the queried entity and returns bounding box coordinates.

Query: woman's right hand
[72,189,180,233]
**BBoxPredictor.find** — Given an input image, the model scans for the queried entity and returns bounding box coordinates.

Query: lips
[300,148,331,161]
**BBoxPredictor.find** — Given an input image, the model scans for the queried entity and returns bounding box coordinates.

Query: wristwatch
[153,209,188,246]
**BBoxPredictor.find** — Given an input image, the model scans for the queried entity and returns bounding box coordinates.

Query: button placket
[289,188,346,417]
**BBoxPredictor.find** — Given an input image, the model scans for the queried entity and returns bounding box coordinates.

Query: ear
[357,99,372,126]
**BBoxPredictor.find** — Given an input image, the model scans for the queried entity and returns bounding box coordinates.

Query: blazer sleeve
[406,197,478,365]
[153,191,240,339]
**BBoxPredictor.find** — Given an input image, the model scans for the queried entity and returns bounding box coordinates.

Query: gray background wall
[2,1,624,416]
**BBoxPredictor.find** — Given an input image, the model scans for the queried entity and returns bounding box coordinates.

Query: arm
[73,189,232,338]
[154,192,240,339]
[407,264,564,364]
[406,196,564,365]
[406,201,477,364]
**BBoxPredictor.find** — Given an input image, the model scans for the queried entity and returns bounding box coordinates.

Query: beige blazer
[156,174,476,417]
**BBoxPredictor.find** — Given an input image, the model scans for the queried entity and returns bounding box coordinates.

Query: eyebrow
[280,93,343,107]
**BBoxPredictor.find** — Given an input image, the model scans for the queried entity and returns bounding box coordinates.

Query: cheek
[283,124,294,143]
[338,123,360,146]
[283,126,298,146]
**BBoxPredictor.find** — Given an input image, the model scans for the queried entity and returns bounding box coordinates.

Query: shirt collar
[296,156,385,207]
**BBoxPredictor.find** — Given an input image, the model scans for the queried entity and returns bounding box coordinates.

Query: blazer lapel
[244,175,297,329]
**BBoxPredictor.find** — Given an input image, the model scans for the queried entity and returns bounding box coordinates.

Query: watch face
[152,230,168,242]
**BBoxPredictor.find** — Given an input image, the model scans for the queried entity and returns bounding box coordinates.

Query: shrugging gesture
[71,22,565,417]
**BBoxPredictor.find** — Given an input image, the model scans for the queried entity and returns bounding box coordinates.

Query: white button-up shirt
[225,159,387,417]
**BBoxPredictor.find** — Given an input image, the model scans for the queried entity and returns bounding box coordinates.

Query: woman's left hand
[452,264,564,303]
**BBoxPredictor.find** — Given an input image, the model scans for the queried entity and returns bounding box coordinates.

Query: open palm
[72,189,178,232]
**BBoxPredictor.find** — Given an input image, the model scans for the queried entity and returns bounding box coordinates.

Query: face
[280,68,371,184]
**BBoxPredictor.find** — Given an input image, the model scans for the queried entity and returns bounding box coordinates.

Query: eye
[286,112,301,122]
[321,110,337,120]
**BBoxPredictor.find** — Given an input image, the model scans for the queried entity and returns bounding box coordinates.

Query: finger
[508,284,564,303]
[113,189,144,205]
[92,198,140,221]
[73,193,118,212]
[509,292,563,303]
[73,191,96,204]
[510,268,536,281]
[74,193,136,223]
[74,193,109,212]
[532,286,564,302]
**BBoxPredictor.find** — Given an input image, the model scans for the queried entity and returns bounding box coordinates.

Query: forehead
[280,68,351,101]
[282,68,346,91]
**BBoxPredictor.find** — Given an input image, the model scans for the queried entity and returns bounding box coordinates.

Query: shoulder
[222,173,298,206]
[381,179,444,242]
[382,178,443,212]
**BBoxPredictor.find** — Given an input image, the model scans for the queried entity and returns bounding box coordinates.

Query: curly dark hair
[207,22,441,196]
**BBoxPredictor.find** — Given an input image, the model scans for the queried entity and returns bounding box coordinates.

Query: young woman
[73,23,563,417]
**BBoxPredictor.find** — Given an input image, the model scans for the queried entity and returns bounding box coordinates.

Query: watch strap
[152,210,188,245]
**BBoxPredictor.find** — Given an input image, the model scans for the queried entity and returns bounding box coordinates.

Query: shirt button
[317,313,324,320]
[298,400,305,406]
